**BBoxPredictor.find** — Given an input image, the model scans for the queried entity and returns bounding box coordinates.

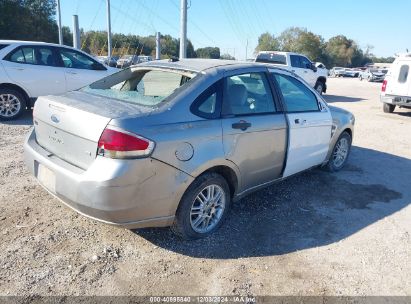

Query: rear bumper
[370,76,385,82]
[381,94,411,107]
[24,129,193,229]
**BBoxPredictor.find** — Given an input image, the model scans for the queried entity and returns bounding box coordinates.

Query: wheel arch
[199,165,239,199]
[324,126,354,165]
[0,83,30,106]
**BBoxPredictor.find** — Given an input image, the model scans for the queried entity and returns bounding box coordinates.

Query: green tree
[62,26,73,47]
[325,35,353,66]
[277,27,325,62]
[255,32,279,53]
[0,0,59,43]
[196,47,220,59]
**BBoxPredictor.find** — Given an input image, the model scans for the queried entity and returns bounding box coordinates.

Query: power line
[168,0,217,46]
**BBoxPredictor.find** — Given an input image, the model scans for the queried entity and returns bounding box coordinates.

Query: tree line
[1,1,394,66]
[255,27,394,68]
[0,0,233,60]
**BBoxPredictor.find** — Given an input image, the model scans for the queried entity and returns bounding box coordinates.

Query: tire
[171,172,231,240]
[325,131,352,172]
[314,81,324,95]
[367,76,372,82]
[0,88,26,120]
[383,103,395,113]
[359,76,363,81]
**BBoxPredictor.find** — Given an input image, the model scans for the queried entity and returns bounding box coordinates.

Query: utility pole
[179,0,187,59]
[156,32,161,60]
[72,15,80,50]
[57,0,63,45]
[245,39,249,61]
[106,0,112,59]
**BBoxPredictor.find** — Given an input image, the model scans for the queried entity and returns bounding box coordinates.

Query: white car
[380,53,411,113]
[0,40,118,120]
[255,51,328,95]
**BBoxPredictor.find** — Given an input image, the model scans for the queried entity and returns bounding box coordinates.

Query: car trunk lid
[33,91,153,169]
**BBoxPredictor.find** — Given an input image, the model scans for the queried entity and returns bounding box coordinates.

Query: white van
[380,54,411,113]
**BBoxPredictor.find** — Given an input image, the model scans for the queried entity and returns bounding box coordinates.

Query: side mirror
[92,62,106,71]
[311,63,317,72]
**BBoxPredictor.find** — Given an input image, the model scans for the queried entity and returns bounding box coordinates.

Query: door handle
[304,70,308,73]
[294,119,307,125]
[13,68,25,71]
[67,71,77,75]
[232,120,251,131]
[291,70,296,73]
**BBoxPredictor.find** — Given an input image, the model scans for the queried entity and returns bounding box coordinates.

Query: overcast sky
[59,0,411,59]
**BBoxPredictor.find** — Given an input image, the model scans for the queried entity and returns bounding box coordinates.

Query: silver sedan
[24,59,354,239]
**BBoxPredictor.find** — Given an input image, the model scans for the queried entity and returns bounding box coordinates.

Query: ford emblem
[51,114,60,123]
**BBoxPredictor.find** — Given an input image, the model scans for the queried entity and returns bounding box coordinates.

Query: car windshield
[82,68,197,107]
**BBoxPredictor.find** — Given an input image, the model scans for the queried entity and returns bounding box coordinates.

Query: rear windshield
[83,68,197,107]
[255,53,287,65]
[370,69,388,74]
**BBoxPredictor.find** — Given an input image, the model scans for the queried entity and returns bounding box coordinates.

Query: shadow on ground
[395,110,411,117]
[323,95,365,103]
[0,110,33,126]
[135,146,409,258]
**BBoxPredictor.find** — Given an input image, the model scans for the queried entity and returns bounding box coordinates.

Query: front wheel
[314,81,324,95]
[0,89,26,120]
[172,172,231,240]
[383,103,395,113]
[325,131,352,172]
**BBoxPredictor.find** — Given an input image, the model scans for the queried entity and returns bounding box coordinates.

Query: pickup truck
[255,51,328,95]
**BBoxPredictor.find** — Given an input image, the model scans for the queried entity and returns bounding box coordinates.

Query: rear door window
[398,65,409,83]
[273,73,319,112]
[256,53,287,65]
[0,44,9,50]
[222,72,276,116]
[6,46,57,66]
[9,48,25,63]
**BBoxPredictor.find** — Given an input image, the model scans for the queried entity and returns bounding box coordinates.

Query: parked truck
[255,51,328,95]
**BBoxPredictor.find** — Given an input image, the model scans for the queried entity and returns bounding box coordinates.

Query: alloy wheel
[0,94,21,118]
[190,184,226,234]
[332,137,349,168]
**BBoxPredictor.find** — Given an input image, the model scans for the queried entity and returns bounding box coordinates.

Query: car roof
[0,40,94,57]
[0,40,63,46]
[139,59,285,73]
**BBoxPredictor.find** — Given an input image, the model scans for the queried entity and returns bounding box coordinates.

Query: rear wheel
[0,88,26,120]
[172,172,231,240]
[383,103,395,113]
[325,131,352,172]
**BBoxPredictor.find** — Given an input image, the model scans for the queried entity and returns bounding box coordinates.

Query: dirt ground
[0,77,410,297]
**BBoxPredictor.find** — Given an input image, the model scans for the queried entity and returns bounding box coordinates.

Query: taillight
[382,80,387,92]
[97,126,155,159]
